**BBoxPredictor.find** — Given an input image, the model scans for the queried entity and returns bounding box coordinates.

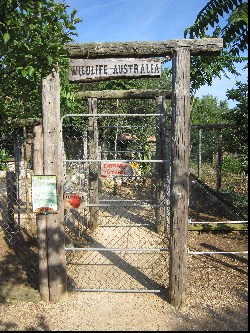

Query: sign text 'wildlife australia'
[69,58,162,82]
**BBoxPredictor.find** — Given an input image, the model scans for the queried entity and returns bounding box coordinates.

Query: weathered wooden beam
[169,48,191,308]
[76,89,172,100]
[64,38,223,59]
[42,70,67,302]
[33,125,50,302]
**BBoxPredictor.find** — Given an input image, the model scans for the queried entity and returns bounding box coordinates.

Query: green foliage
[222,81,248,172]
[0,148,10,171]
[130,127,153,177]
[190,95,229,164]
[185,0,248,56]
[222,184,248,219]
[191,95,229,124]
[0,0,81,79]
[184,0,248,95]
[222,154,242,173]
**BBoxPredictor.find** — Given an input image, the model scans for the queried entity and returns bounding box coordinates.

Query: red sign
[64,192,87,209]
[101,162,132,177]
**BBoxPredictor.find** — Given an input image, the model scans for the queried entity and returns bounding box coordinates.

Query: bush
[222,155,241,174]
[0,148,10,171]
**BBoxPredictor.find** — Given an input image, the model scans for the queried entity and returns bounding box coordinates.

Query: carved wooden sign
[69,58,162,82]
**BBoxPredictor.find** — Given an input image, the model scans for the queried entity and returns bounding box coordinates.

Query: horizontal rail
[64,159,170,163]
[98,224,155,228]
[87,204,169,208]
[65,247,169,252]
[100,199,152,202]
[189,221,248,224]
[188,251,248,255]
[76,89,171,100]
[68,288,167,293]
[62,113,165,121]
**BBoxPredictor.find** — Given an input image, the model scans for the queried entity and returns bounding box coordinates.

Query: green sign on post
[32,175,58,213]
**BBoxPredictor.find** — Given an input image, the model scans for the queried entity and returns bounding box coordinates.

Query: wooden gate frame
[38,38,223,306]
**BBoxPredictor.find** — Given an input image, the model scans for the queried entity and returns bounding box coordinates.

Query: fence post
[169,48,190,308]
[33,124,50,301]
[155,96,168,234]
[88,97,100,230]
[216,129,222,192]
[42,69,67,302]
[198,128,202,178]
[14,142,21,225]
[6,171,16,231]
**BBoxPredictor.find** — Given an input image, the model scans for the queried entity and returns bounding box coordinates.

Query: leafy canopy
[0,0,81,79]
[185,0,248,56]
[184,0,248,95]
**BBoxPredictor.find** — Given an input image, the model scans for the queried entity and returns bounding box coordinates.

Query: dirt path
[0,177,248,331]
[0,283,248,331]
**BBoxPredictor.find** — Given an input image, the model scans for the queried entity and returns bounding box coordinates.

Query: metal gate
[62,97,171,292]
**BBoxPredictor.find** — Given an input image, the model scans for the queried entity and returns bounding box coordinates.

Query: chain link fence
[0,118,247,297]
[0,127,39,297]
[62,107,171,292]
[189,124,248,221]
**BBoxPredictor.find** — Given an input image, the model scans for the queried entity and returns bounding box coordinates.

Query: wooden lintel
[64,38,223,59]
[76,89,172,100]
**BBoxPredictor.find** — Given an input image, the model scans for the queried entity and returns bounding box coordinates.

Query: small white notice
[32,175,58,213]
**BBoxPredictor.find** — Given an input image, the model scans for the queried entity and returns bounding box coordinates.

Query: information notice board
[32,175,58,213]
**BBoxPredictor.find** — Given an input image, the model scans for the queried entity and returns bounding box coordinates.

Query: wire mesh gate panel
[62,103,171,292]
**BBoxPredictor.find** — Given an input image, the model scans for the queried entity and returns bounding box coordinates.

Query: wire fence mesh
[62,110,171,292]
[189,125,248,222]
[0,128,39,295]
[0,115,248,296]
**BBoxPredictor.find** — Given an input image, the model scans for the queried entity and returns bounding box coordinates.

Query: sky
[60,0,248,108]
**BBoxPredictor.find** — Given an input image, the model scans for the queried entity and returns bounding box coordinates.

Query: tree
[0,0,81,162]
[190,95,230,164]
[0,0,80,79]
[184,0,248,95]
[191,95,230,124]
[223,80,248,171]
[185,0,248,56]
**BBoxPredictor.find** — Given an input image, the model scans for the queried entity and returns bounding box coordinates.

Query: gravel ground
[0,177,248,331]
[0,230,248,331]
[0,282,248,331]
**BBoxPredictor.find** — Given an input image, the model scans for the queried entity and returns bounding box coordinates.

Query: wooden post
[198,128,202,178]
[169,48,190,308]
[88,98,100,230]
[33,124,49,301]
[6,171,16,231]
[42,70,67,302]
[216,129,222,192]
[14,142,21,225]
[155,96,168,234]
